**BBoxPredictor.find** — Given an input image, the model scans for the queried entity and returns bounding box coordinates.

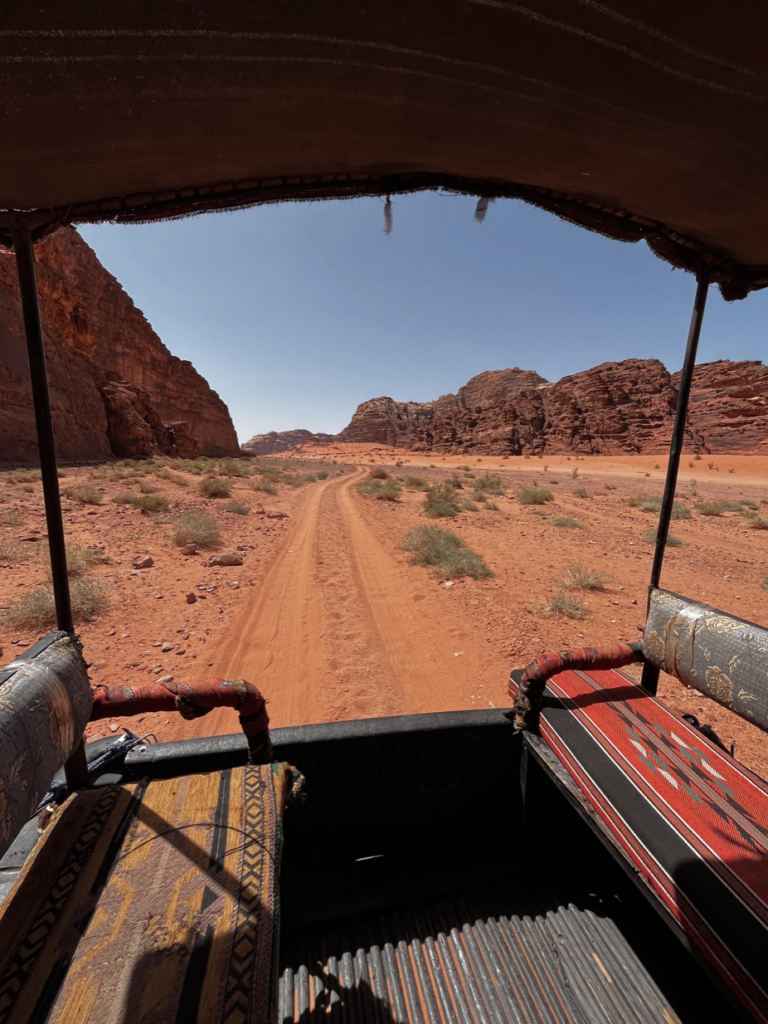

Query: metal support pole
[641,264,711,693]
[11,222,88,789]
[11,223,73,633]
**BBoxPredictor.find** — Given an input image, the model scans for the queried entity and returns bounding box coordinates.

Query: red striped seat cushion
[509,667,768,1024]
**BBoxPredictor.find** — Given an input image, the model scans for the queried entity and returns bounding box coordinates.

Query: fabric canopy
[2,1,768,297]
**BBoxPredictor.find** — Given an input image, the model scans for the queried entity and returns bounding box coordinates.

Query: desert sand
[2,447,767,776]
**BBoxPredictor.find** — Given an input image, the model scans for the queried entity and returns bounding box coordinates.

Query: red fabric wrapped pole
[90,678,273,762]
[509,642,644,732]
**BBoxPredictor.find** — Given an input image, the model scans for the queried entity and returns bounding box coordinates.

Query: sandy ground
[1,447,768,777]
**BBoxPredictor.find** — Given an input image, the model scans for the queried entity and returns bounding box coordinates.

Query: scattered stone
[266,511,289,519]
[108,628,116,636]
[109,723,119,733]
[180,544,198,555]
[162,641,175,652]
[153,665,164,674]
[229,581,240,590]
[175,648,186,655]
[198,594,207,600]
[157,675,174,684]
[254,507,266,515]
[155,593,164,599]
[185,592,197,604]
[133,554,154,569]
[19,534,40,542]
[207,553,244,567]
[182,632,190,640]
[86,509,98,516]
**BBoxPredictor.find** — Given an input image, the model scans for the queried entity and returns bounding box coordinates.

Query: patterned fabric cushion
[0,763,294,1024]
[0,632,92,859]
[644,588,768,731]
[509,667,768,1024]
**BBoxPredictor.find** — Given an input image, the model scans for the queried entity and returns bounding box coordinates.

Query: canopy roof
[3,1,768,297]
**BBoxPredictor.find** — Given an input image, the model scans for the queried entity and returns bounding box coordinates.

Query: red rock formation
[337,360,768,455]
[241,429,334,456]
[0,227,239,464]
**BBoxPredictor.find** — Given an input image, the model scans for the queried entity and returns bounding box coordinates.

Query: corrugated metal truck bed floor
[279,883,681,1024]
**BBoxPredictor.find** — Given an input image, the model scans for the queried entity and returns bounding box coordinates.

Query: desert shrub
[317,470,329,480]
[218,458,251,478]
[224,501,249,515]
[0,541,31,565]
[154,467,189,486]
[2,578,108,630]
[173,509,220,548]
[475,474,505,495]
[357,478,401,501]
[251,477,278,495]
[555,564,612,590]
[112,492,135,504]
[40,543,111,577]
[20,484,34,493]
[63,482,102,505]
[742,500,759,510]
[483,502,499,511]
[460,499,479,511]
[694,500,742,516]
[622,495,691,519]
[199,477,231,498]
[423,482,461,518]
[177,459,204,475]
[533,592,588,619]
[403,476,430,491]
[552,516,584,529]
[401,525,492,581]
[446,474,464,489]
[369,467,389,480]
[549,480,560,485]
[0,509,23,526]
[642,528,683,547]
[574,488,589,498]
[517,486,554,506]
[762,575,768,590]
[139,479,157,494]
[135,495,170,514]
[9,469,42,484]
[571,468,579,479]
[748,517,768,530]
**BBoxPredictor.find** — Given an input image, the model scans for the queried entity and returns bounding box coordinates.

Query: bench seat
[0,762,294,1024]
[509,666,768,1024]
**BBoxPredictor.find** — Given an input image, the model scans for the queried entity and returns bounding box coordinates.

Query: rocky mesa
[241,429,334,456]
[0,227,239,464]
[336,359,768,455]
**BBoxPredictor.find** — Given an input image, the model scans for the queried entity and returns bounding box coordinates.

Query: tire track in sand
[195,466,483,734]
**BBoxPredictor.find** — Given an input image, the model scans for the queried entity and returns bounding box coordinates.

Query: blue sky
[80,193,768,445]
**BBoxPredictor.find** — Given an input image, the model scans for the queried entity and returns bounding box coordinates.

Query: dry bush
[113,492,169,513]
[173,509,220,548]
[9,469,42,484]
[0,509,23,526]
[555,564,612,590]
[642,528,683,547]
[423,482,461,517]
[574,488,589,498]
[217,458,251,478]
[139,479,157,494]
[694,500,742,516]
[317,470,329,480]
[475,474,505,495]
[483,502,500,511]
[552,516,584,529]
[459,498,479,511]
[63,483,102,505]
[369,467,389,480]
[2,578,108,630]
[748,517,768,530]
[0,541,31,565]
[224,501,249,515]
[199,477,231,498]
[517,486,554,505]
[155,467,189,486]
[401,525,492,580]
[623,495,691,519]
[532,592,589,619]
[251,477,278,496]
[403,476,430,491]
[357,477,401,502]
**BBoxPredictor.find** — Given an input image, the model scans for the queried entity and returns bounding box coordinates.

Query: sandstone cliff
[0,227,239,464]
[241,429,334,456]
[336,360,768,455]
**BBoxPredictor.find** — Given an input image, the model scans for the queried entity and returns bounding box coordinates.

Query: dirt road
[196,468,485,732]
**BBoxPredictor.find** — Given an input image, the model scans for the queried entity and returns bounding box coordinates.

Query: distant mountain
[241,429,334,456]
[335,360,768,455]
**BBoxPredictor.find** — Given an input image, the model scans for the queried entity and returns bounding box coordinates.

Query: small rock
[19,534,40,542]
[207,553,244,567]
[266,511,289,519]
[631,598,638,605]
[155,593,163,599]
[186,592,197,604]
[108,628,116,636]
[182,632,190,640]
[152,665,164,674]
[161,641,175,652]
[175,648,186,655]
[198,594,207,600]
[180,544,198,555]
[133,554,154,569]
[157,675,174,684]
[254,507,266,515]
[229,581,240,590]
[444,581,454,588]
[86,509,98,516]
[109,723,119,733]
[153,641,162,647]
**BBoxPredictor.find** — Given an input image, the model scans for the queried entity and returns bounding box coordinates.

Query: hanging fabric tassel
[383,195,393,235]
[474,196,493,223]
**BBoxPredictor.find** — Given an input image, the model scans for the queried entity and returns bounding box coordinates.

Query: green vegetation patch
[63,482,102,505]
[402,476,430,491]
[401,525,493,581]
[224,501,249,515]
[622,495,691,519]
[173,509,221,548]
[2,578,108,630]
[357,477,402,501]
[551,516,584,529]
[642,528,683,547]
[532,592,589,620]
[423,482,461,518]
[517,486,554,506]
[199,477,231,498]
